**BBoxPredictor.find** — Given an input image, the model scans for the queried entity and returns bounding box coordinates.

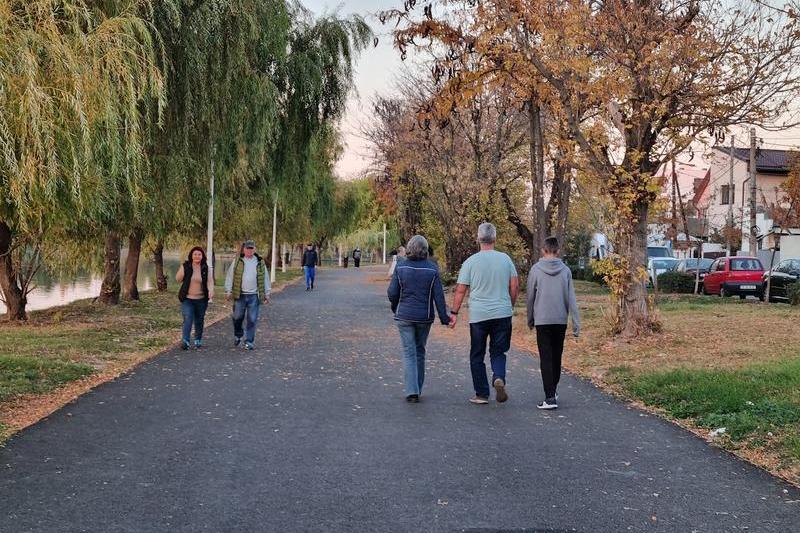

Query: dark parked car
[703,257,764,299]
[675,258,715,279]
[762,258,800,303]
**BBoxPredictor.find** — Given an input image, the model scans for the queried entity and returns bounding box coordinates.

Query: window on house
[720,184,734,205]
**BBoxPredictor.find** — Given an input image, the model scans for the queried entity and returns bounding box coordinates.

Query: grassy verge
[0,267,303,443]
[512,280,800,485]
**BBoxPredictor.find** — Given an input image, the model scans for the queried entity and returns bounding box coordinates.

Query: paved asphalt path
[1,266,799,533]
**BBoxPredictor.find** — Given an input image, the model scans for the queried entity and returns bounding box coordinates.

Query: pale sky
[303,0,405,179]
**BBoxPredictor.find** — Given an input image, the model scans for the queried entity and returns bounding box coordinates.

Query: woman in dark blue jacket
[387,235,450,402]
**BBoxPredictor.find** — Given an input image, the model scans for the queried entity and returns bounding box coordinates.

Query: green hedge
[788,282,800,306]
[656,271,696,293]
[569,264,605,284]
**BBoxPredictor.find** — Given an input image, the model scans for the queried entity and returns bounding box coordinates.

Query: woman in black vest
[176,247,213,350]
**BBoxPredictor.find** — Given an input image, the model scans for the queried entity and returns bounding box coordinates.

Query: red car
[702,256,765,299]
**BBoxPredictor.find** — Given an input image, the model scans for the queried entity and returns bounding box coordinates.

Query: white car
[648,257,681,285]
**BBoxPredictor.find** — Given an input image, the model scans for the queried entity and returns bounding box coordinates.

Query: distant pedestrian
[343,253,349,268]
[176,246,214,350]
[224,240,271,350]
[388,235,450,402]
[303,243,319,291]
[387,245,406,278]
[526,236,580,410]
[449,223,519,405]
[352,248,362,268]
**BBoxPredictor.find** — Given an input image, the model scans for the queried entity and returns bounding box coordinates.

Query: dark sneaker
[406,394,420,403]
[306,287,310,291]
[244,342,254,351]
[537,399,558,410]
[181,341,190,351]
[493,378,508,403]
[194,340,202,350]
[469,395,489,405]
[234,337,241,347]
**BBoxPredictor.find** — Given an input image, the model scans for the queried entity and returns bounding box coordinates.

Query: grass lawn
[0,267,303,442]
[512,281,800,485]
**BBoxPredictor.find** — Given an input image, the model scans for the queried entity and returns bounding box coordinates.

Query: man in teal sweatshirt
[526,236,581,410]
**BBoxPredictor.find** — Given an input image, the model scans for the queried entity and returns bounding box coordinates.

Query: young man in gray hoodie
[526,237,580,410]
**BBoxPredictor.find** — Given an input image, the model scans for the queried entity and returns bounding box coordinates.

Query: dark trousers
[232,294,260,344]
[469,317,512,398]
[304,266,316,288]
[354,258,361,267]
[536,324,567,399]
[181,298,208,343]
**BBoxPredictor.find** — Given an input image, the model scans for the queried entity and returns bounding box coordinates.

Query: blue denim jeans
[397,320,432,396]
[181,298,208,344]
[304,266,316,288]
[469,316,512,398]
[232,293,260,344]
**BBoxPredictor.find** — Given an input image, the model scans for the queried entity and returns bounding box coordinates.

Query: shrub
[569,263,605,284]
[656,271,696,293]
[788,282,800,306]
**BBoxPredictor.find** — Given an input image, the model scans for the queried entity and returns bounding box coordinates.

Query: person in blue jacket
[387,235,450,403]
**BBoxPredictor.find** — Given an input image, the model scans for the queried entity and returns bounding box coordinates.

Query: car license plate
[740,285,756,290]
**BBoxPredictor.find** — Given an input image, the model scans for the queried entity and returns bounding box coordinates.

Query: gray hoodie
[526,257,580,336]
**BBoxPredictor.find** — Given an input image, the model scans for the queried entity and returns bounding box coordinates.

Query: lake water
[0,253,236,315]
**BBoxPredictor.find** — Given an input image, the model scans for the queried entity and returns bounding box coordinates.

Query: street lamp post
[206,153,215,288]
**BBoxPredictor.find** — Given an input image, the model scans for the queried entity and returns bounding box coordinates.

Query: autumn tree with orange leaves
[386,0,800,336]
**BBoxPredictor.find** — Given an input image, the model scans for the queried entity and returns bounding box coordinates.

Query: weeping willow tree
[212,8,372,254]
[0,0,165,318]
[133,2,371,294]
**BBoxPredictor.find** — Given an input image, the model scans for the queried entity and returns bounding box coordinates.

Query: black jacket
[302,249,318,267]
[178,261,209,302]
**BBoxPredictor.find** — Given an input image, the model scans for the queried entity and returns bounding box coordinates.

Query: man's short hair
[477,222,497,244]
[543,236,560,254]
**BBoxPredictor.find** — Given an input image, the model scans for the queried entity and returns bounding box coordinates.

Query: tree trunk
[528,103,547,263]
[547,160,572,245]
[123,229,143,300]
[153,241,168,292]
[98,231,121,305]
[615,203,658,336]
[0,221,27,320]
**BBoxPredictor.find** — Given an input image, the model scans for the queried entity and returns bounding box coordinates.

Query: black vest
[178,261,209,302]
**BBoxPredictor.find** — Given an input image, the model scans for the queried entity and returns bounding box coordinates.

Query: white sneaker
[537,399,558,410]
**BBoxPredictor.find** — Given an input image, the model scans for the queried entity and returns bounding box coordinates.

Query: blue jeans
[469,316,512,398]
[397,320,432,396]
[304,266,316,288]
[232,294,260,344]
[181,298,208,344]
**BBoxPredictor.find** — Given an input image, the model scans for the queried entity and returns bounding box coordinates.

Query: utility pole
[270,191,277,283]
[671,158,678,247]
[382,223,387,265]
[727,135,735,256]
[206,151,215,287]
[749,128,758,256]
